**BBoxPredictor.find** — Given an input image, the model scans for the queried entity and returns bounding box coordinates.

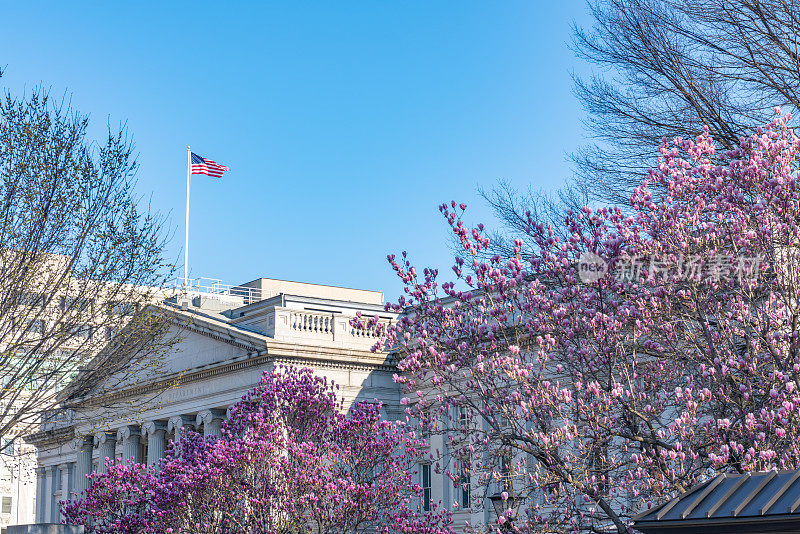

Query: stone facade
[26,278,408,525]
[25,277,495,530]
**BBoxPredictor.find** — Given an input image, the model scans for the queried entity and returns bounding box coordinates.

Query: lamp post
[488,491,519,533]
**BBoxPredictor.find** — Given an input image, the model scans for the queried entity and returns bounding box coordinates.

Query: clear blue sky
[2,2,592,301]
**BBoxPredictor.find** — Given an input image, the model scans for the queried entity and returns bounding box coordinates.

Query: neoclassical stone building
[26,277,406,525]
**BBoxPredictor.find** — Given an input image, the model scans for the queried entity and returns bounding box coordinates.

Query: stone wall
[8,525,84,534]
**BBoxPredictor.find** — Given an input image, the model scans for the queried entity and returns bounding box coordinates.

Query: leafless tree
[483,0,800,251]
[572,0,800,203]
[0,88,174,448]
[474,180,590,260]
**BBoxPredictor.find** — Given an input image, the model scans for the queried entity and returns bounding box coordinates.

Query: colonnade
[35,409,227,524]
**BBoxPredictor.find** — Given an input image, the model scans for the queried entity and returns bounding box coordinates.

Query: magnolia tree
[363,112,800,533]
[63,366,452,534]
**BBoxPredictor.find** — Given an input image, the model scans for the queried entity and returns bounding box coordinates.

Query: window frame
[421,463,432,511]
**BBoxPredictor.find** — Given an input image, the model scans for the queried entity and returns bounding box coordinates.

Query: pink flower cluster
[368,114,800,532]
[63,366,452,533]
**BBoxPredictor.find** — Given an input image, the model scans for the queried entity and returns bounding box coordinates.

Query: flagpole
[184,146,191,289]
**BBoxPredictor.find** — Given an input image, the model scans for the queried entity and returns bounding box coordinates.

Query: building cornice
[25,425,74,449]
[182,316,266,350]
[66,337,395,409]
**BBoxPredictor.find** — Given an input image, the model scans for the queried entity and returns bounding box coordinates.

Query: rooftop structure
[634,469,800,534]
[173,276,383,307]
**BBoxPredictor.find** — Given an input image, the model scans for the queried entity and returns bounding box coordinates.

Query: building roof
[634,469,800,534]
[237,277,384,305]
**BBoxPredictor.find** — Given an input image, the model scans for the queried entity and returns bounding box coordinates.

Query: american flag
[191,152,230,178]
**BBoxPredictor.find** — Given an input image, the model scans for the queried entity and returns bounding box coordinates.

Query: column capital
[141,420,167,439]
[93,430,116,448]
[167,415,195,434]
[69,435,92,451]
[116,425,141,444]
[196,409,226,428]
[36,466,46,476]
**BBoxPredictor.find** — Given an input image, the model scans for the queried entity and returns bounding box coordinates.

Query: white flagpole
[184,146,191,288]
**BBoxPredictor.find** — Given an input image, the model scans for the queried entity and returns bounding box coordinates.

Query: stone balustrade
[258,307,392,347]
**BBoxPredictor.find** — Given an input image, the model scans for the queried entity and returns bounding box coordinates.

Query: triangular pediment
[60,305,269,404]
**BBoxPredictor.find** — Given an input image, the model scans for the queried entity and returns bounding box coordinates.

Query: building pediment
[58,304,395,409]
[58,305,268,404]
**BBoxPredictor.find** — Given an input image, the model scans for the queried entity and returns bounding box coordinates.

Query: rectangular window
[1,439,13,456]
[26,319,44,335]
[15,292,44,307]
[63,323,92,339]
[108,302,137,316]
[592,442,609,495]
[500,454,512,493]
[2,496,11,514]
[61,297,92,312]
[458,406,470,428]
[419,407,430,439]
[421,463,431,511]
[460,458,471,509]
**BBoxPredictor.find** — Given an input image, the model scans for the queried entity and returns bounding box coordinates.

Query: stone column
[34,467,45,523]
[196,409,226,438]
[94,431,117,474]
[167,415,195,445]
[142,421,167,468]
[49,465,59,523]
[42,466,52,524]
[72,436,93,498]
[117,425,142,463]
[58,462,71,519]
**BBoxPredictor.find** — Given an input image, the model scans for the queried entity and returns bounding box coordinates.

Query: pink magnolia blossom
[369,115,800,533]
[63,366,452,534]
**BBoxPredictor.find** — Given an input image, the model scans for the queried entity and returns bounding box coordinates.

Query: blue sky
[2,2,592,301]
